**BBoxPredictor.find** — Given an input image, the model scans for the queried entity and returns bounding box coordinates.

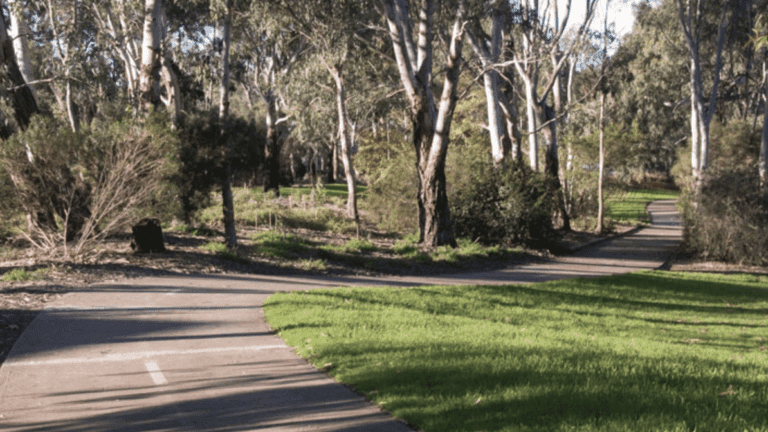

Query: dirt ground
[1,226,765,366]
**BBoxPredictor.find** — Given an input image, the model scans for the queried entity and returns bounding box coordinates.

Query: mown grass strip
[264,271,768,432]
[605,188,679,224]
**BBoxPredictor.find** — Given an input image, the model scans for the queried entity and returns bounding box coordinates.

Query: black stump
[130,218,166,253]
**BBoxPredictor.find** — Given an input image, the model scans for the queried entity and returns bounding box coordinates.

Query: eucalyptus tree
[212,0,236,248]
[237,2,309,196]
[379,0,467,247]
[275,0,384,225]
[467,1,524,165]
[511,0,599,177]
[752,15,768,186]
[0,1,37,133]
[676,0,734,187]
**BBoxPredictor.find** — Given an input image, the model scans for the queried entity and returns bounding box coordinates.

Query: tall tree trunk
[382,0,461,247]
[0,12,38,130]
[468,11,508,164]
[139,0,163,112]
[760,71,767,188]
[219,0,236,249]
[597,92,606,234]
[523,77,538,171]
[8,0,36,104]
[677,0,730,191]
[263,91,281,196]
[537,101,570,231]
[330,66,359,221]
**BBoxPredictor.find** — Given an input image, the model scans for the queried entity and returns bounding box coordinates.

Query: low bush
[0,114,177,257]
[450,158,559,247]
[680,168,768,265]
[674,120,767,265]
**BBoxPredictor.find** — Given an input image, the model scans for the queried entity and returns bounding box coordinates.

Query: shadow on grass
[346,343,764,431]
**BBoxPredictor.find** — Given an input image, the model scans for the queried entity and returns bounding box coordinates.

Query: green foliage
[680,169,768,265]
[265,271,768,432]
[674,120,768,265]
[1,267,48,282]
[0,114,177,253]
[356,136,418,233]
[250,230,309,259]
[173,111,265,224]
[450,156,559,247]
[200,241,228,254]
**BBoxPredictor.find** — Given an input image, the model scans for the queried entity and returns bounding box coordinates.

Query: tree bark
[139,0,163,112]
[219,0,237,249]
[597,92,606,234]
[382,0,461,247]
[468,11,508,165]
[0,12,38,130]
[677,0,730,189]
[263,90,281,196]
[8,0,36,104]
[760,66,768,188]
[330,66,359,221]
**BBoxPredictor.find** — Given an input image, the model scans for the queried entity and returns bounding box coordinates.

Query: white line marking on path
[145,360,168,385]
[6,345,288,367]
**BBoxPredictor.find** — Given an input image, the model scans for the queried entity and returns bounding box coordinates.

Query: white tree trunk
[219,0,236,249]
[8,0,36,103]
[597,92,606,234]
[382,0,462,247]
[139,0,163,110]
[330,66,359,222]
[524,78,538,171]
[760,69,767,187]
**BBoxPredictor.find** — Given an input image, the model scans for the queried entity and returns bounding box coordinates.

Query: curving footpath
[0,200,682,431]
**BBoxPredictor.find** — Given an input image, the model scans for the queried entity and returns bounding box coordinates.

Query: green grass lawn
[264,271,768,432]
[605,188,680,224]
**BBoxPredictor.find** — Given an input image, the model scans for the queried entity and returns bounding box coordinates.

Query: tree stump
[130,218,166,253]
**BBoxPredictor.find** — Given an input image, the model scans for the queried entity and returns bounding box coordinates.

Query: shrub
[1,114,177,257]
[356,137,418,233]
[680,168,768,265]
[674,119,767,265]
[450,158,559,247]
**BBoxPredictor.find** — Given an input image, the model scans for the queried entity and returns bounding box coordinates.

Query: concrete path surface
[0,200,682,431]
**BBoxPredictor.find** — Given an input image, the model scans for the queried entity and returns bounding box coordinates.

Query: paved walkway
[0,201,682,431]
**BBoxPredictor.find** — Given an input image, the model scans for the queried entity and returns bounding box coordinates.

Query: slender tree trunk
[263,91,281,196]
[524,78,538,171]
[219,0,236,249]
[597,92,606,234]
[330,66,359,222]
[677,0,730,191]
[760,73,768,188]
[468,12,507,165]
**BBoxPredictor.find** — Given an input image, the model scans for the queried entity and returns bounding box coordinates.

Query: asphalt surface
[0,200,682,431]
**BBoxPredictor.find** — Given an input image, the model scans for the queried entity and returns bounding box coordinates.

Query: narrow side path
[0,201,682,431]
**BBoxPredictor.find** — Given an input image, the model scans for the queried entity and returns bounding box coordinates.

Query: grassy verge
[264,271,768,432]
[282,183,368,200]
[241,231,521,273]
[605,188,680,225]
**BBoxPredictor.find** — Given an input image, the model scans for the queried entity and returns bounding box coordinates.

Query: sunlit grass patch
[264,271,768,432]
[250,230,309,259]
[605,188,679,224]
[1,267,49,282]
